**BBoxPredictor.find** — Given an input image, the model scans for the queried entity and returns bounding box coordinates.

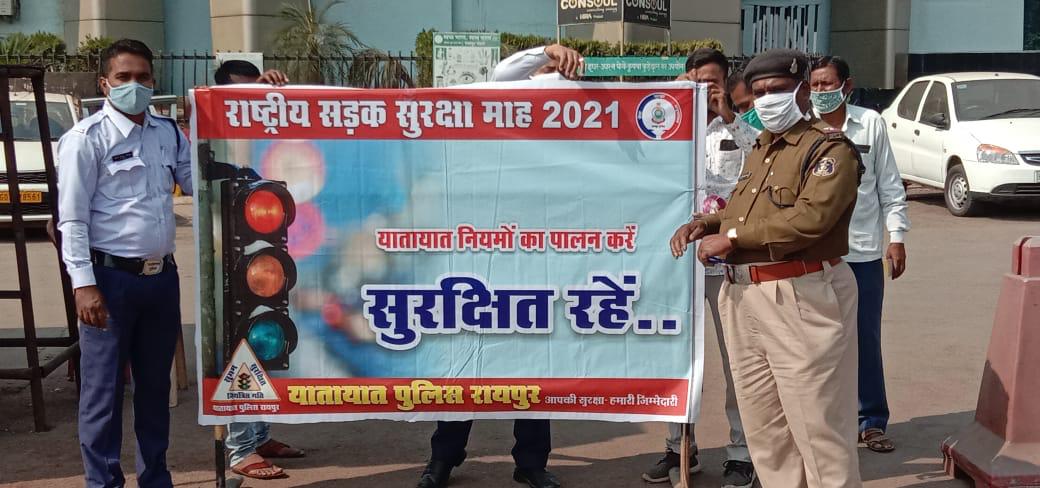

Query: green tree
[274,0,413,87]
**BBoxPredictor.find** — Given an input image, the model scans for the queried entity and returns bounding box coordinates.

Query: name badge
[111,152,134,162]
[855,144,871,154]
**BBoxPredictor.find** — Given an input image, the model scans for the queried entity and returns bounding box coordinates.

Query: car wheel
[944,165,982,217]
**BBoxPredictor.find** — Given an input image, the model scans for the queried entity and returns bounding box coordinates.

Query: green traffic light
[247,320,286,361]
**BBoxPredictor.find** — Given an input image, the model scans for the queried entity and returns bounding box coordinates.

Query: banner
[623,0,670,28]
[584,56,685,77]
[432,32,501,87]
[557,0,669,27]
[558,0,622,25]
[192,82,706,425]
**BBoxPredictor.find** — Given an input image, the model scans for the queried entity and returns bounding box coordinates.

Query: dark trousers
[431,420,551,470]
[848,259,889,432]
[79,264,180,488]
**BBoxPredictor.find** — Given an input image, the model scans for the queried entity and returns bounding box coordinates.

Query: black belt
[90,249,175,276]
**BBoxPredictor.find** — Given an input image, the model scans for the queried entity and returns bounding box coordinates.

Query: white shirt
[702,115,759,275]
[826,104,910,262]
[492,47,554,81]
[57,102,193,288]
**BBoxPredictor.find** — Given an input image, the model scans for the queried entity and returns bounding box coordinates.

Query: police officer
[670,49,863,488]
[57,39,191,488]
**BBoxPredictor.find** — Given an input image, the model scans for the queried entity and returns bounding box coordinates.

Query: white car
[881,72,1040,216]
[0,92,79,225]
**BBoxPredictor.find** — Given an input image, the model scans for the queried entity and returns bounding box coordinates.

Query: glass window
[897,81,928,121]
[952,79,1040,121]
[11,102,75,141]
[919,82,950,127]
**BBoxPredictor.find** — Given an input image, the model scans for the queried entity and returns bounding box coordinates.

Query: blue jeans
[226,422,272,466]
[848,260,889,432]
[79,264,180,488]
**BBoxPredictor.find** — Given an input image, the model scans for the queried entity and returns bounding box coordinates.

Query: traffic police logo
[813,157,837,177]
[636,92,682,140]
[212,340,280,402]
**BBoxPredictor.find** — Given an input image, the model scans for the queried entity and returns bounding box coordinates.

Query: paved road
[0,192,1036,487]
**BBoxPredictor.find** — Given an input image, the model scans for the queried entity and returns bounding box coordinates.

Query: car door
[887,80,929,179]
[914,81,952,184]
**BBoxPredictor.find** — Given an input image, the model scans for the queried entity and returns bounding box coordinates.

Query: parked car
[0,92,79,225]
[881,72,1040,216]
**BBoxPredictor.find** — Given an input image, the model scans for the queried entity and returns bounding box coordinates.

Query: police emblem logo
[636,92,682,140]
[813,158,837,177]
[789,58,799,74]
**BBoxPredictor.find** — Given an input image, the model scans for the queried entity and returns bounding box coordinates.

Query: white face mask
[754,81,811,134]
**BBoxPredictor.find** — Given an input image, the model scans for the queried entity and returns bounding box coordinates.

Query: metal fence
[0,51,426,97]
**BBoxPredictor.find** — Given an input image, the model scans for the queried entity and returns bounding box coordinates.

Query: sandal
[256,439,306,458]
[861,428,895,453]
[231,458,287,480]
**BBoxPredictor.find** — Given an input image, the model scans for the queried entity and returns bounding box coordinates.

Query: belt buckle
[726,264,752,285]
[141,258,164,276]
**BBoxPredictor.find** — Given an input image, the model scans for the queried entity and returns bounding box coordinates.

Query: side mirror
[927,112,950,129]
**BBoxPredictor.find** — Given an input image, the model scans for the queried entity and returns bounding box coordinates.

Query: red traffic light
[244,189,287,234]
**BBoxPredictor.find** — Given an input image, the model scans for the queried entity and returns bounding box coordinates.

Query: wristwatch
[726,227,738,244]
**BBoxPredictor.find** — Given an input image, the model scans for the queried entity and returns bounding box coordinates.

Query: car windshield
[952,79,1040,121]
[10,101,75,141]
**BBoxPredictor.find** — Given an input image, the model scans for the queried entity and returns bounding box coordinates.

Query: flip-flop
[256,439,306,458]
[861,428,895,453]
[231,459,287,480]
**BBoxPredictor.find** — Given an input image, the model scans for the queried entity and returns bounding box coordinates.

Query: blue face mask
[107,81,153,115]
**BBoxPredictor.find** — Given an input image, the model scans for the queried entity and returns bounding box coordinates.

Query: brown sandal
[861,428,895,453]
[231,459,287,480]
[256,439,306,458]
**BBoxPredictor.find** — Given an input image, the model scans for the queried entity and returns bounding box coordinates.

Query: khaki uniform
[701,118,863,488]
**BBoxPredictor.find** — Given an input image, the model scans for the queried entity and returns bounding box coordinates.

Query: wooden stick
[679,423,692,488]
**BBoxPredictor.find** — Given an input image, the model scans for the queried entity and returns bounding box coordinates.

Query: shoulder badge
[821,126,845,141]
[812,157,837,177]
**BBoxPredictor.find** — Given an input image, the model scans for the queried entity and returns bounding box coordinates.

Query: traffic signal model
[221,171,299,371]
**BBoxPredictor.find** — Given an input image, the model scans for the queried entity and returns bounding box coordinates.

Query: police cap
[743,49,809,85]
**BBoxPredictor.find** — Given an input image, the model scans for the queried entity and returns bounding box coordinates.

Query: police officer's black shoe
[513,467,562,488]
[416,460,453,488]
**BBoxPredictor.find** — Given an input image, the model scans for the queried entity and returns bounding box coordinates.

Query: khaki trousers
[719,261,861,488]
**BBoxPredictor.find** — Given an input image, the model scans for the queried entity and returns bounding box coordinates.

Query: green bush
[78,35,115,56]
[415,29,722,87]
[0,31,66,56]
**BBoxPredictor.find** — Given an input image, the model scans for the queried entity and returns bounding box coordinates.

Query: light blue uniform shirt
[56,102,193,289]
